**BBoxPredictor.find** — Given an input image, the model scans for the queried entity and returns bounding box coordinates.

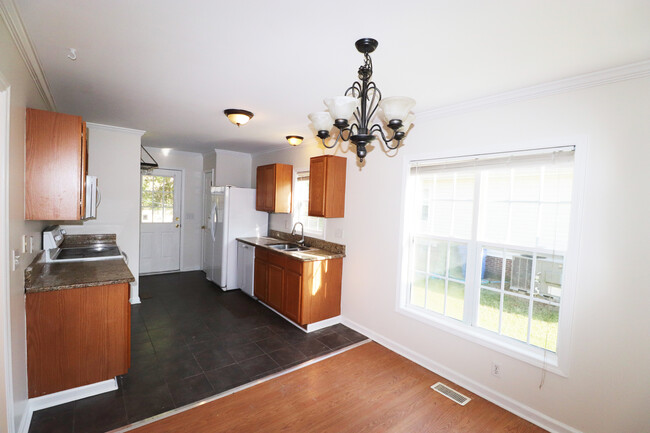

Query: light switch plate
[21,235,28,253]
[11,250,20,271]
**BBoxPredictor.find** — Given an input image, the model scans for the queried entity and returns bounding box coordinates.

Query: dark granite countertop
[25,253,135,294]
[237,236,345,261]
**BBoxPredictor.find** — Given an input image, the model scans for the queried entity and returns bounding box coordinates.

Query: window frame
[292,169,326,238]
[396,138,587,377]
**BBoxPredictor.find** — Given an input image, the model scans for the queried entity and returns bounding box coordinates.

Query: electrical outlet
[335,229,343,238]
[29,236,34,253]
[21,235,28,253]
[491,362,501,378]
[285,220,290,230]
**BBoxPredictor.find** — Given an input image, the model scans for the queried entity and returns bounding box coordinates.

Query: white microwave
[84,175,99,219]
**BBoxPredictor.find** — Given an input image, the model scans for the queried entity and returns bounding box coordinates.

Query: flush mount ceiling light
[286,135,303,146]
[309,38,415,163]
[224,109,254,127]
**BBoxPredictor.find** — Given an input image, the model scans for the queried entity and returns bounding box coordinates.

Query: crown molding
[417,59,650,121]
[86,122,146,136]
[0,0,56,111]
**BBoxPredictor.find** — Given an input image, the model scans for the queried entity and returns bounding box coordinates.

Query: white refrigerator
[207,186,268,290]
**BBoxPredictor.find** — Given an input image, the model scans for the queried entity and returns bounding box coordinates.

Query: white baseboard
[257,301,341,333]
[305,316,342,332]
[28,378,118,412]
[181,265,201,272]
[340,318,582,433]
[129,296,141,304]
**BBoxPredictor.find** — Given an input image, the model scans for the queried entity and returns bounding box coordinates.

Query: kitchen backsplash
[269,229,346,255]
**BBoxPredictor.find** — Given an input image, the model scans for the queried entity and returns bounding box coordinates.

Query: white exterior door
[140,169,182,274]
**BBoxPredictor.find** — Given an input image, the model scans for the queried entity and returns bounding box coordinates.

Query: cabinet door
[263,165,276,211]
[283,270,302,324]
[309,157,327,217]
[26,283,130,397]
[267,263,284,311]
[25,108,84,220]
[254,258,268,302]
[255,165,267,211]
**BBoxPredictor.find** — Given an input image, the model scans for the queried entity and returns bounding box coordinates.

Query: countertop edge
[26,277,135,294]
[236,237,346,261]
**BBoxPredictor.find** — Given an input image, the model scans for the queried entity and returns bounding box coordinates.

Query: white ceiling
[13,0,650,154]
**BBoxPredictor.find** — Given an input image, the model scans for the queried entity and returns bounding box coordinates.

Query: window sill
[396,304,567,377]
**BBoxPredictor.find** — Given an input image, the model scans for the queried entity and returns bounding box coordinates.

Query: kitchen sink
[268,243,311,252]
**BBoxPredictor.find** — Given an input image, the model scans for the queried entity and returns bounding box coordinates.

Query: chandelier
[309,38,415,162]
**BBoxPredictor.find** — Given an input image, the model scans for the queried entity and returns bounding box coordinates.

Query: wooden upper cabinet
[308,155,346,218]
[255,163,293,213]
[25,108,87,220]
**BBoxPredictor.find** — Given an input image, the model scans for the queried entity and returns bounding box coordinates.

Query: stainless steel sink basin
[268,243,311,252]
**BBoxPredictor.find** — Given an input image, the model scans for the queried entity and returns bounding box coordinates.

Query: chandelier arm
[369,123,402,150]
[365,82,382,123]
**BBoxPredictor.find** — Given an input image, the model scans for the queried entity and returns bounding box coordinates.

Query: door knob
[175,224,180,228]
[201,225,206,229]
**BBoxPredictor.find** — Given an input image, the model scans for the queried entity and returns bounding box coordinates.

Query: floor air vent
[431,382,471,406]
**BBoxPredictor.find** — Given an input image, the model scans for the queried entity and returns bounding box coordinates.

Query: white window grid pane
[407,153,573,354]
[409,235,468,321]
[477,244,561,350]
[478,164,573,250]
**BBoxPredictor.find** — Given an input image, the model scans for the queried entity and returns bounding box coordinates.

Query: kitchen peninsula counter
[25,255,135,294]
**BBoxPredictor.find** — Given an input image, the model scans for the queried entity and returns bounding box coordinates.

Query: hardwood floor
[123,342,547,433]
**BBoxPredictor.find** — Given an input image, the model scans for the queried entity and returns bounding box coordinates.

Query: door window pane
[141,174,176,224]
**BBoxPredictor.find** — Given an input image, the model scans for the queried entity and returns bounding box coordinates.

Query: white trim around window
[292,169,326,239]
[395,136,587,377]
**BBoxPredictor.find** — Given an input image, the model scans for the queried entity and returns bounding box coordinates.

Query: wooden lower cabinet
[267,263,284,311]
[26,283,131,398]
[253,257,268,303]
[254,247,342,326]
[283,270,302,323]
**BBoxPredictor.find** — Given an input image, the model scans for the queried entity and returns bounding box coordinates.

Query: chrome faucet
[291,222,305,245]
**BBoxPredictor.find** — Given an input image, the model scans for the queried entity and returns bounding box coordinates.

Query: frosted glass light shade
[308,111,333,131]
[324,96,359,120]
[379,96,416,122]
[399,113,415,131]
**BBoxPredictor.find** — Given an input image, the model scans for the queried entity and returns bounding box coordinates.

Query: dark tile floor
[28,271,367,433]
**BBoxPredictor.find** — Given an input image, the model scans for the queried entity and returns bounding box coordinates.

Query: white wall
[252,76,650,433]
[215,149,251,188]
[144,148,203,271]
[0,17,50,433]
[62,124,144,303]
[252,144,346,241]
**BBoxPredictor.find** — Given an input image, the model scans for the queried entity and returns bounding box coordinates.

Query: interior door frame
[0,74,15,433]
[139,167,184,274]
[201,169,214,272]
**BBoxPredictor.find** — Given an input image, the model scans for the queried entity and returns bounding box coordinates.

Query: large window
[402,147,576,365]
[293,171,325,237]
